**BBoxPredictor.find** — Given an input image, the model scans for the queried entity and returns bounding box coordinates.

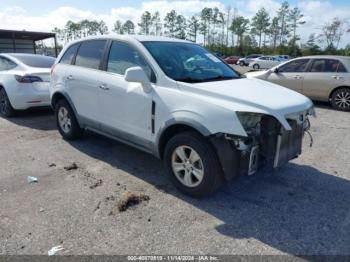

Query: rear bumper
[8,82,51,110]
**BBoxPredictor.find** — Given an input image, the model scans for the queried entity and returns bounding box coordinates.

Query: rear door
[266,59,310,93]
[302,59,347,100]
[66,40,108,128]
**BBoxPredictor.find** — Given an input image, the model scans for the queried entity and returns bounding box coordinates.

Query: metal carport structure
[0,29,58,57]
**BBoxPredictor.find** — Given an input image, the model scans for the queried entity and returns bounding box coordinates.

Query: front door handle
[293,75,302,79]
[332,76,343,80]
[99,84,109,90]
[67,75,74,80]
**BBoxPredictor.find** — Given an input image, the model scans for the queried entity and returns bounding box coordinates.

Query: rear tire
[331,88,350,111]
[55,99,83,140]
[0,88,16,118]
[164,131,224,197]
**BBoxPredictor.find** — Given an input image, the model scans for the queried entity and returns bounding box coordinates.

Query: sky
[0,0,349,47]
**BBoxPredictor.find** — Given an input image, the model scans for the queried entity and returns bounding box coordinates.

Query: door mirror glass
[274,68,279,74]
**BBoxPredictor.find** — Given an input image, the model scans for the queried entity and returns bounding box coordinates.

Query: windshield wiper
[174,77,204,83]
[202,76,239,82]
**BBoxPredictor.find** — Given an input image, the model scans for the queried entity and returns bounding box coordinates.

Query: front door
[267,58,310,93]
[98,41,155,148]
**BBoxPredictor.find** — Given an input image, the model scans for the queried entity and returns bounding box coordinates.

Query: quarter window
[60,44,79,65]
[337,61,347,73]
[107,41,154,82]
[278,59,310,73]
[0,57,17,71]
[75,40,106,70]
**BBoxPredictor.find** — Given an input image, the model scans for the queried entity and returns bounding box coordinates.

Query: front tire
[55,99,83,140]
[331,88,350,111]
[239,61,245,66]
[164,131,224,197]
[253,64,260,70]
[0,88,16,118]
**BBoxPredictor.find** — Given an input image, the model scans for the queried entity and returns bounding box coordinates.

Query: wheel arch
[329,85,350,101]
[157,122,210,160]
[51,91,82,127]
[0,83,15,107]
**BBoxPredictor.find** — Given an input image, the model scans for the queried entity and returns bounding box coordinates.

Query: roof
[66,34,192,45]
[0,29,55,41]
[296,55,350,60]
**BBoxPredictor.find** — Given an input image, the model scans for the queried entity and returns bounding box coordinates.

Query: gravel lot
[0,99,349,255]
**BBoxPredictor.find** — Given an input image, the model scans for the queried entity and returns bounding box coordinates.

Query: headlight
[236,112,262,134]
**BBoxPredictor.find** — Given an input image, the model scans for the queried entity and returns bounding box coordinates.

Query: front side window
[0,57,17,71]
[143,41,239,83]
[60,44,79,65]
[107,41,154,81]
[75,40,106,70]
[278,59,310,73]
[309,59,340,73]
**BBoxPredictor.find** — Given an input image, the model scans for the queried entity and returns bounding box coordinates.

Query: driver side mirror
[274,68,280,74]
[124,66,152,93]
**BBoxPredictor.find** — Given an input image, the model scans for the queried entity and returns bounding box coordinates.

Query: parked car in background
[50,35,314,197]
[0,53,55,117]
[248,56,282,70]
[237,54,263,66]
[276,55,291,62]
[224,56,240,65]
[245,56,350,111]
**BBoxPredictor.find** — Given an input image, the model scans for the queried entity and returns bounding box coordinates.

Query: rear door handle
[293,75,302,79]
[99,84,109,90]
[67,75,74,80]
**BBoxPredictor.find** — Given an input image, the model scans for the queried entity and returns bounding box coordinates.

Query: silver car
[245,56,350,111]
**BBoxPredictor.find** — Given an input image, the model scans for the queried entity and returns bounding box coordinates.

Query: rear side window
[11,54,55,68]
[60,44,79,65]
[279,59,310,73]
[309,59,340,73]
[107,41,155,82]
[0,57,17,71]
[75,40,106,70]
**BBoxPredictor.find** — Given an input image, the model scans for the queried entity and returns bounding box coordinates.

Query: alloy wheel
[334,90,350,110]
[58,106,72,133]
[171,146,204,188]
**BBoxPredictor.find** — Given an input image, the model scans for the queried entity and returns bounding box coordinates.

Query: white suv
[50,35,314,197]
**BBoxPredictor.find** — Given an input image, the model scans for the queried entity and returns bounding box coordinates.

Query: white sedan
[0,53,55,117]
[249,56,282,70]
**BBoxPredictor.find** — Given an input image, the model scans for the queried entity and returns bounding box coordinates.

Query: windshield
[11,54,55,68]
[142,41,240,83]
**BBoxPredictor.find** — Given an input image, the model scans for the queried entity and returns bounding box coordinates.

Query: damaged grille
[259,116,303,169]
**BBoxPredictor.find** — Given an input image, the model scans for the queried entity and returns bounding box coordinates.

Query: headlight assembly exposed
[236,112,262,134]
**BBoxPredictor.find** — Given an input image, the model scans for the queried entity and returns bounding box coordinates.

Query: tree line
[52,1,350,56]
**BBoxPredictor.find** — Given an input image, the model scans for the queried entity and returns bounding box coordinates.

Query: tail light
[15,75,43,83]
[51,64,56,75]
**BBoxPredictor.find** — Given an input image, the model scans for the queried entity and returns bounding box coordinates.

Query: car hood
[178,78,314,130]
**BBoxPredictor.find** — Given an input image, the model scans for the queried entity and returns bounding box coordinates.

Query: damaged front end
[210,110,313,181]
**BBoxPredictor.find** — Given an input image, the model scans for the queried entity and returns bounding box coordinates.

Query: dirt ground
[0,102,349,256]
